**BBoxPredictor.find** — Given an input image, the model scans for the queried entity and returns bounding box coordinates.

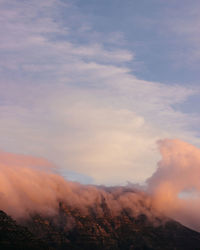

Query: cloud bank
[0,150,156,222]
[1,139,200,232]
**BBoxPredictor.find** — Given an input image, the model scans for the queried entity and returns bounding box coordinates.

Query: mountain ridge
[1,201,200,250]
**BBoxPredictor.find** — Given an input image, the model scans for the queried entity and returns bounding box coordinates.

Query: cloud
[0,150,158,222]
[148,139,200,231]
[164,0,200,64]
[0,0,199,185]
[1,139,200,233]
[0,150,62,218]
[0,82,198,185]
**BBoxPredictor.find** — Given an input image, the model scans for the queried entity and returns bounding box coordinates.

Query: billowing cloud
[0,150,157,222]
[148,139,200,231]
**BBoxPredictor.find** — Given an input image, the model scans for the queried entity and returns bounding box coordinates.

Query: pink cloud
[148,139,200,231]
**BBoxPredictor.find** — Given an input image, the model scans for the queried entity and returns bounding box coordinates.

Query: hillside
[1,201,200,250]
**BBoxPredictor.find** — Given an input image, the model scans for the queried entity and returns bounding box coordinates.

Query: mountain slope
[0,210,47,250]
[22,203,200,250]
[1,200,200,249]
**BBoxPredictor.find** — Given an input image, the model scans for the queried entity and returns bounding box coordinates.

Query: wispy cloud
[0,0,199,185]
[163,0,200,65]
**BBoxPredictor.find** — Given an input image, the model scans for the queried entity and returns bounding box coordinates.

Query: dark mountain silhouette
[1,201,200,250]
[0,210,46,250]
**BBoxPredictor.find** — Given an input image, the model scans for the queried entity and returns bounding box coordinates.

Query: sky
[1,0,200,185]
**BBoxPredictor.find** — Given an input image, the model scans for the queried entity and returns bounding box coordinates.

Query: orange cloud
[148,139,200,231]
[2,139,200,232]
[0,150,156,222]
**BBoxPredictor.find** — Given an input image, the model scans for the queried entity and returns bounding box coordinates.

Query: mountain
[1,203,200,250]
[0,210,46,250]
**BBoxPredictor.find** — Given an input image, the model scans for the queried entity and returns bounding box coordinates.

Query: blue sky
[75,0,200,82]
[0,0,200,185]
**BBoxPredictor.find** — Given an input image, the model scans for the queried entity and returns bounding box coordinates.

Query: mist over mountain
[1,139,200,248]
[1,195,200,250]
